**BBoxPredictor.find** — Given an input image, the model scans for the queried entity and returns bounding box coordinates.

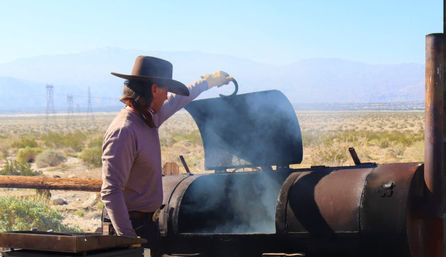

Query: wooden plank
[0,232,146,253]
[0,176,101,191]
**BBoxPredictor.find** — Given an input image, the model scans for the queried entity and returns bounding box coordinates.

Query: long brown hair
[120,80,155,128]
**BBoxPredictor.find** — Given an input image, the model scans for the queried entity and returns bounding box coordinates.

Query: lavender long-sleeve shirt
[101,80,208,237]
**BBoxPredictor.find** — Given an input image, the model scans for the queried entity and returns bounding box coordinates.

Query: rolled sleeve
[153,79,208,126]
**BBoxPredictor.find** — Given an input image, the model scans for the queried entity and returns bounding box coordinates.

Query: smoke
[177,90,302,234]
[178,171,287,234]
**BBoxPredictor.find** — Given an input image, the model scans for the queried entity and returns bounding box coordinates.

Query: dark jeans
[102,208,162,257]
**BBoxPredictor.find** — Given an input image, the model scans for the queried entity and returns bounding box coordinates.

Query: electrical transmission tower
[87,87,95,122]
[66,94,74,123]
[46,84,55,119]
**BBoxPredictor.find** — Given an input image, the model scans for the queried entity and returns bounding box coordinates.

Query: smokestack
[425,33,444,215]
[424,33,444,257]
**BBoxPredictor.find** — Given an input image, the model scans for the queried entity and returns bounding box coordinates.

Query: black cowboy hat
[111,56,189,96]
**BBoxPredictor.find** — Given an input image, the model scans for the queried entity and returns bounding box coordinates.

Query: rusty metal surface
[281,167,371,236]
[185,90,302,170]
[160,175,199,236]
[424,33,444,218]
[424,33,444,257]
[158,163,437,257]
[360,163,423,257]
[175,170,290,234]
[0,232,146,253]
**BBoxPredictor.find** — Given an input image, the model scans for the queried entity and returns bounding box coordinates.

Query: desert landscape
[0,109,424,233]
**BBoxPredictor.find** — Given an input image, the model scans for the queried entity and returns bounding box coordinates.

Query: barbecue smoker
[157,91,426,257]
[157,35,444,257]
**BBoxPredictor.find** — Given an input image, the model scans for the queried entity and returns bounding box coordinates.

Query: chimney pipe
[425,33,444,216]
[424,33,444,257]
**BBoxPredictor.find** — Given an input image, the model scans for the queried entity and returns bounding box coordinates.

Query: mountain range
[0,48,424,113]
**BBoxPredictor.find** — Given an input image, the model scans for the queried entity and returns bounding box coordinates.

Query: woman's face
[149,84,168,112]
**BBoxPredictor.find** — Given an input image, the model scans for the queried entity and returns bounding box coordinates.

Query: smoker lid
[185,90,302,170]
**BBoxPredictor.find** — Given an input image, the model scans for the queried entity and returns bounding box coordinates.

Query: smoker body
[158,162,429,257]
[156,90,436,256]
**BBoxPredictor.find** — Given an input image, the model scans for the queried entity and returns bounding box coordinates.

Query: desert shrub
[388,144,406,157]
[301,131,322,146]
[0,160,42,176]
[78,147,102,167]
[0,149,8,159]
[0,196,81,232]
[311,141,350,166]
[74,209,85,217]
[11,136,38,148]
[171,131,202,145]
[16,146,43,163]
[36,150,66,168]
[377,140,390,148]
[42,131,86,152]
[87,136,103,148]
[319,130,423,148]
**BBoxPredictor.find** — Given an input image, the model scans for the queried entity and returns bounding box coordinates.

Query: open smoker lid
[185,90,302,170]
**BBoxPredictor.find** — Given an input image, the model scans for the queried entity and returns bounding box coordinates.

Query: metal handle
[348,147,361,165]
[179,155,192,175]
[219,78,238,97]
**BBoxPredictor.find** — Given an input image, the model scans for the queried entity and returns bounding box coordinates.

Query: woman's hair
[121,79,154,106]
[120,79,156,127]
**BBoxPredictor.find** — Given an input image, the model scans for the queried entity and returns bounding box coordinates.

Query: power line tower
[87,86,95,122]
[46,84,55,120]
[66,94,74,124]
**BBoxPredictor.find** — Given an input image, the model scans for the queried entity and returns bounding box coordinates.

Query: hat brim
[111,72,190,96]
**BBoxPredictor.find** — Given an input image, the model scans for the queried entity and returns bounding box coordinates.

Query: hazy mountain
[0,48,424,113]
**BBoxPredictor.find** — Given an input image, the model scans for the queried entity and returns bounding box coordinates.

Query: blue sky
[0,0,442,65]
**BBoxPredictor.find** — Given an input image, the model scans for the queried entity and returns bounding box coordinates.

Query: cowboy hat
[111,56,189,96]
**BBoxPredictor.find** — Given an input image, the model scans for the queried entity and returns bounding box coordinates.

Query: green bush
[74,209,85,217]
[0,160,41,176]
[36,150,66,168]
[42,131,86,152]
[16,147,43,163]
[78,147,102,167]
[11,136,38,148]
[87,136,103,148]
[0,196,80,232]
[171,131,202,146]
[311,129,423,149]
[0,149,7,160]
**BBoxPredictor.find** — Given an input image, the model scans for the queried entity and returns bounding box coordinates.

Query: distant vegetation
[0,110,425,172]
[0,114,112,175]
[0,110,425,232]
[296,111,424,167]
